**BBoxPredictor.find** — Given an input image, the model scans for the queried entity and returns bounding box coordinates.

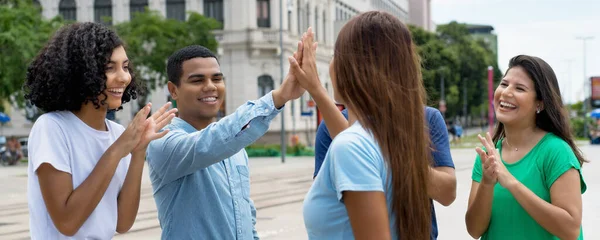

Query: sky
[431,0,600,104]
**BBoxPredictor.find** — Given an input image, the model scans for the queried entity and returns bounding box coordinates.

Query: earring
[536,108,540,114]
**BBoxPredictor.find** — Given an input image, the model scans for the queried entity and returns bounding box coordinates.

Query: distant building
[466,24,498,59]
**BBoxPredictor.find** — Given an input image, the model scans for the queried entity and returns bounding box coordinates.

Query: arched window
[166,0,186,21]
[59,0,77,21]
[94,0,112,25]
[130,0,148,17]
[258,75,274,97]
[204,0,224,28]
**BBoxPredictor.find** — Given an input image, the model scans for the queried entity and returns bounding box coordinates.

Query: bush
[245,144,315,157]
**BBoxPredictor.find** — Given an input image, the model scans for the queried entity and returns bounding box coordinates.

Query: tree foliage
[410,22,503,122]
[0,0,64,113]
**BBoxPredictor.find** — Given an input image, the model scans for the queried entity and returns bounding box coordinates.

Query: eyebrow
[501,79,530,90]
[107,59,129,64]
[187,72,224,79]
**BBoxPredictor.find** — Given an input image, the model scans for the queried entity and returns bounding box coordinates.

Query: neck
[503,123,538,148]
[347,108,358,125]
[72,103,108,131]
[178,112,216,130]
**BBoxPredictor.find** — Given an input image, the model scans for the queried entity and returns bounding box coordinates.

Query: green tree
[411,22,502,123]
[0,0,64,111]
[113,10,220,109]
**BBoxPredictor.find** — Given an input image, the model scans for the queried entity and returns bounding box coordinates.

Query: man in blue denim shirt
[313,107,457,240]
[146,45,305,239]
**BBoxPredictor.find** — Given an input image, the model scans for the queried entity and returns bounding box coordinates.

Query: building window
[258,75,274,97]
[297,0,302,35]
[167,0,186,21]
[59,0,77,21]
[305,3,309,31]
[204,0,224,28]
[130,0,148,16]
[287,9,292,31]
[94,0,112,25]
[314,7,318,41]
[257,0,270,28]
[322,10,326,44]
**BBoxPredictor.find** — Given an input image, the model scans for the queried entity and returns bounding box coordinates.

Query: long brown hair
[493,55,588,165]
[334,11,431,239]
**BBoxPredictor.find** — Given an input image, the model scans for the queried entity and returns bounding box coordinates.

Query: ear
[536,101,544,113]
[167,81,178,100]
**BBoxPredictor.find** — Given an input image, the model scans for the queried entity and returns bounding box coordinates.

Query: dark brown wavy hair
[493,55,588,165]
[333,11,431,239]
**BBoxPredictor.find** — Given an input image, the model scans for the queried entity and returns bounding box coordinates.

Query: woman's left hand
[478,132,518,188]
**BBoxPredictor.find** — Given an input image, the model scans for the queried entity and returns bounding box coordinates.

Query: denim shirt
[146,91,282,239]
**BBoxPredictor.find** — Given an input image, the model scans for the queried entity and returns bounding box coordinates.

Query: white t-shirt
[27,111,131,240]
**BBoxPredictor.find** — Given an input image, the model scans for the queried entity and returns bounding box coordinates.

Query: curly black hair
[24,22,142,112]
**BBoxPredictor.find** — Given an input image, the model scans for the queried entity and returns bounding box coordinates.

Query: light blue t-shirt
[303,121,397,240]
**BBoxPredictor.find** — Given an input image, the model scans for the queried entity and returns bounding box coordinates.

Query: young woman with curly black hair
[24,22,177,239]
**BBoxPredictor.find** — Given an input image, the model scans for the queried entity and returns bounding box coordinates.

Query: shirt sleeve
[543,140,587,193]
[28,115,71,174]
[427,108,455,168]
[328,132,384,201]
[314,109,349,177]
[314,120,332,177]
[471,153,483,183]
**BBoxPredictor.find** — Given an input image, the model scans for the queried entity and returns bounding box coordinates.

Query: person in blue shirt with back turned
[146,44,307,239]
[314,107,456,240]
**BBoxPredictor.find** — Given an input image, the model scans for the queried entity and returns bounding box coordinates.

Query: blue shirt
[312,107,454,239]
[304,121,397,239]
[146,92,282,239]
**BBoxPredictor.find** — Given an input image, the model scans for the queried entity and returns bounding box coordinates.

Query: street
[0,145,598,239]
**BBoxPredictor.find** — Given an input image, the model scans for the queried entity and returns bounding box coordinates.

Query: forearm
[311,86,348,138]
[427,167,456,206]
[59,146,124,234]
[507,181,581,239]
[465,183,494,238]
[116,151,145,233]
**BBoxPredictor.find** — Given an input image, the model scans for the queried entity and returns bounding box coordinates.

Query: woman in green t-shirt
[465,55,587,240]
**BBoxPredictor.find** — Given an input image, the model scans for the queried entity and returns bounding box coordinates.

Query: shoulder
[330,123,378,157]
[539,133,573,153]
[107,119,126,134]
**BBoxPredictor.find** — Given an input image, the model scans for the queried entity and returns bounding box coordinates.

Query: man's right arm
[148,91,282,183]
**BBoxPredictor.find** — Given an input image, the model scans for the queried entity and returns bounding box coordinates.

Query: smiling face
[494,66,542,128]
[168,57,225,121]
[101,46,131,110]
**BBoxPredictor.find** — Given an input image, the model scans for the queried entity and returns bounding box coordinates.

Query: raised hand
[278,40,309,101]
[132,102,178,153]
[477,132,516,188]
[115,102,177,158]
[288,27,321,95]
[475,146,498,186]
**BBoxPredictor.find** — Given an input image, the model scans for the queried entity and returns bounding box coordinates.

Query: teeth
[201,97,217,102]
[500,101,516,108]
[108,88,124,93]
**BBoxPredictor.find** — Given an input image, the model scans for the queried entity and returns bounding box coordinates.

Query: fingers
[156,112,177,130]
[155,108,178,125]
[153,129,170,140]
[477,134,492,154]
[133,103,152,125]
[475,147,488,164]
[151,102,172,121]
[288,56,304,75]
[296,41,304,66]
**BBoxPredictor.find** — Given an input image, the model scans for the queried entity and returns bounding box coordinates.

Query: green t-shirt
[472,133,587,240]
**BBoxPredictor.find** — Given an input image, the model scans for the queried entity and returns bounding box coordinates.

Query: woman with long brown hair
[465,55,587,240]
[291,11,432,239]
